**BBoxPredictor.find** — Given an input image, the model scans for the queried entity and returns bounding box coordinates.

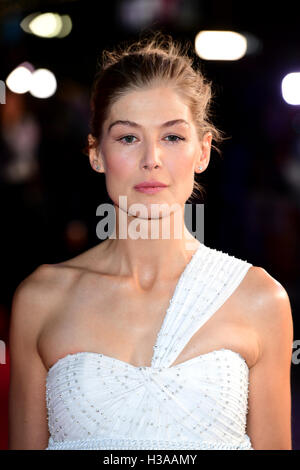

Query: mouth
[134,186,167,194]
[134,180,168,189]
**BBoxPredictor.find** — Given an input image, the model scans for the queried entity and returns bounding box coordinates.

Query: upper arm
[8,267,51,450]
[246,268,294,450]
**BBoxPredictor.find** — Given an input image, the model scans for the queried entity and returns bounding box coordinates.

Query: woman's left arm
[246,268,294,450]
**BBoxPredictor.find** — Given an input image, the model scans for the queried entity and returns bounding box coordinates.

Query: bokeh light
[29,12,62,38]
[57,15,73,38]
[282,73,300,105]
[195,30,247,61]
[6,64,32,93]
[20,12,72,38]
[29,68,57,98]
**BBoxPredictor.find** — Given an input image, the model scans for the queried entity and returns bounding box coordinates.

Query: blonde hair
[86,30,225,201]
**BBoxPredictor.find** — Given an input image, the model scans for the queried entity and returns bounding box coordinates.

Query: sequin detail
[46,436,253,450]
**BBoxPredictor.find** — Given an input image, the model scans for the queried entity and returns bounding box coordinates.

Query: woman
[8,32,293,450]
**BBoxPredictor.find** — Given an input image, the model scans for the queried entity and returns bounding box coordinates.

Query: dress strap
[151,244,252,369]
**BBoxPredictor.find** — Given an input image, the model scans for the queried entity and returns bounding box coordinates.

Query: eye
[117,135,137,145]
[117,134,185,145]
[165,135,185,143]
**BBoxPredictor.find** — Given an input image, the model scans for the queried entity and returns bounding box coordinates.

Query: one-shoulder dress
[45,242,254,450]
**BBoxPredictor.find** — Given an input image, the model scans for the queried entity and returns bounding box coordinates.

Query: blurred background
[0,0,299,450]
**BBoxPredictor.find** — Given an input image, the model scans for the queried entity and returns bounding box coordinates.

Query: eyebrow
[107,119,190,133]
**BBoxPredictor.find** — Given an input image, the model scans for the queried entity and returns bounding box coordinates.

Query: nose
[140,140,162,170]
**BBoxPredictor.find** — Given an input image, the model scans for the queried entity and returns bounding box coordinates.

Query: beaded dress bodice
[45,243,254,450]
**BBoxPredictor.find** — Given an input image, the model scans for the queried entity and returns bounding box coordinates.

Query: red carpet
[0,346,9,450]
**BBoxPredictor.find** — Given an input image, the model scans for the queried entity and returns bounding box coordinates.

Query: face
[89,86,212,218]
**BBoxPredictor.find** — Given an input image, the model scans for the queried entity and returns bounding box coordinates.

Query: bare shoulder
[12,262,77,308]
[242,267,293,449]
[244,266,292,319]
[13,240,102,303]
[9,263,85,450]
[243,266,293,362]
[10,262,82,344]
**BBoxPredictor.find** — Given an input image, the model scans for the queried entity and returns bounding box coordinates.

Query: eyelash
[117,135,185,145]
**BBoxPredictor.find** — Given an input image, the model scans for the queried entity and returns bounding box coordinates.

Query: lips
[134,181,168,189]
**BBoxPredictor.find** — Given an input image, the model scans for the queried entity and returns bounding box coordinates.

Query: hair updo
[86,30,224,201]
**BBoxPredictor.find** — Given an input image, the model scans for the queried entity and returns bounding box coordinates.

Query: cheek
[169,149,196,179]
[104,150,135,181]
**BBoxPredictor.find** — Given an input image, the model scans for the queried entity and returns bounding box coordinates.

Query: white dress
[45,242,254,450]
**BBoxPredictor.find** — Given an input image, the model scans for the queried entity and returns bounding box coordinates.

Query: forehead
[107,86,192,124]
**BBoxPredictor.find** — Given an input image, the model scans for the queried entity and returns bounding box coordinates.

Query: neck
[100,203,201,290]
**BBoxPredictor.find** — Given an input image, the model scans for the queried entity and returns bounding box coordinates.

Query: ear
[87,134,105,173]
[195,132,212,173]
